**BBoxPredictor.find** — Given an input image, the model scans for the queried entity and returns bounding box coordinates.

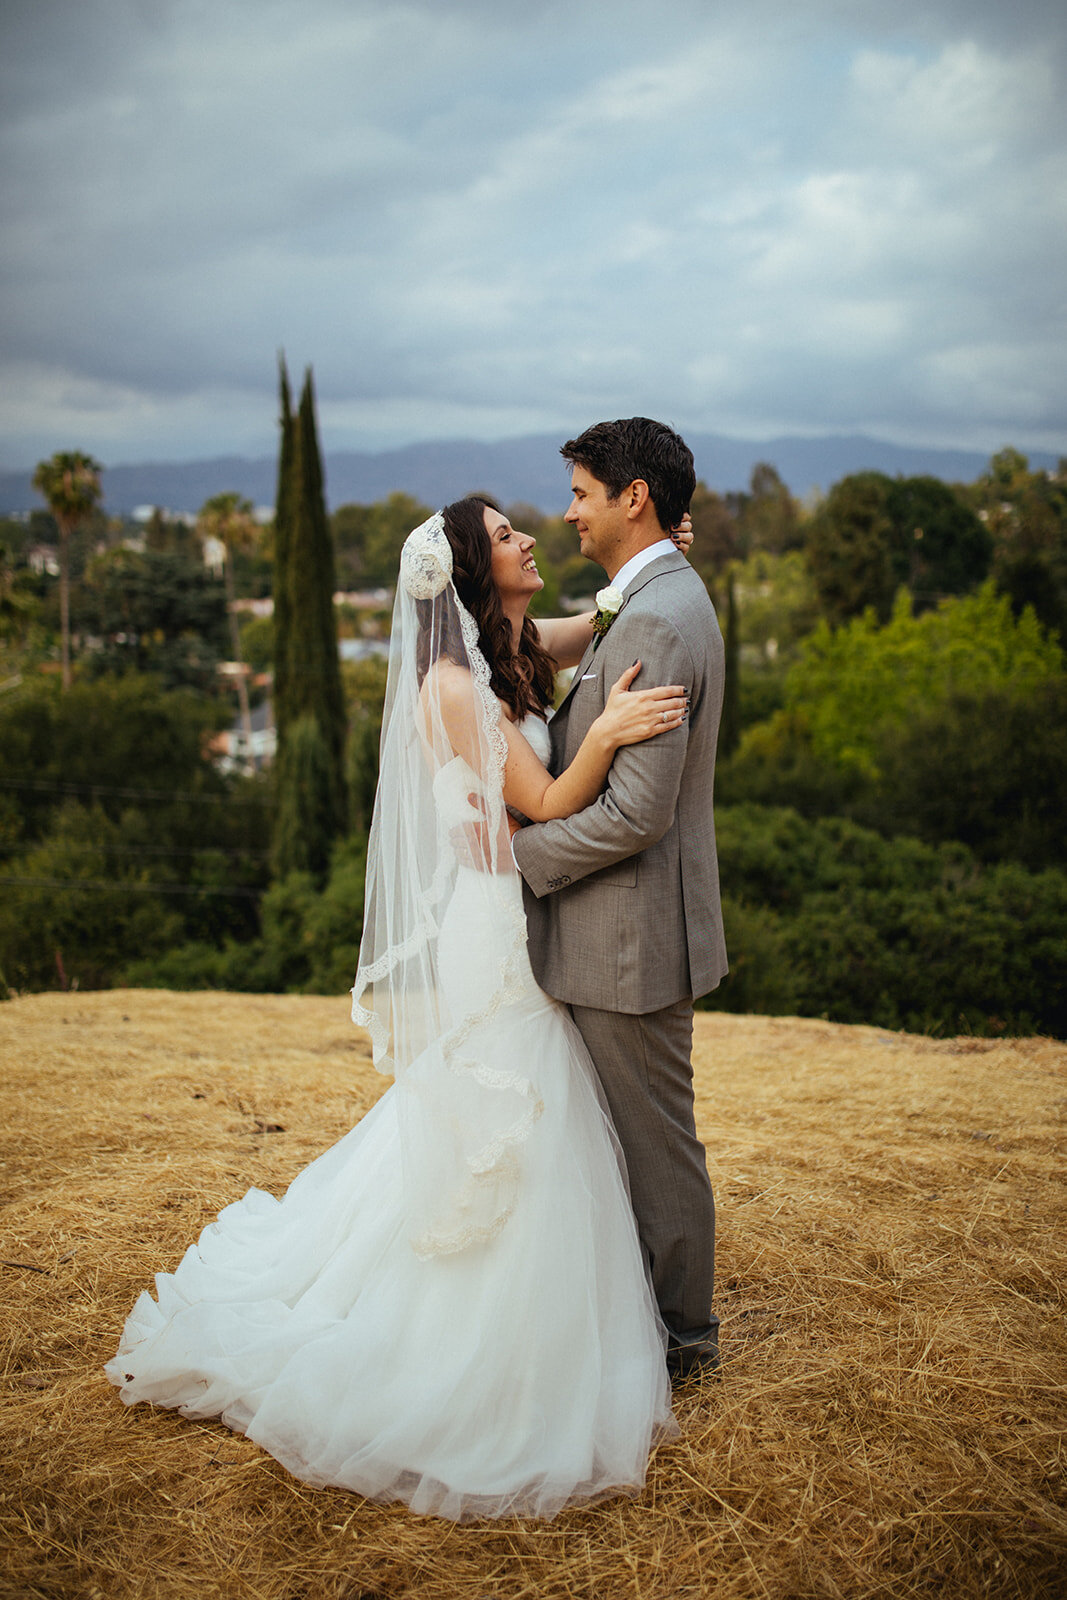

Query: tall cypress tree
[293,368,347,790]
[271,364,348,882]
[272,356,295,746]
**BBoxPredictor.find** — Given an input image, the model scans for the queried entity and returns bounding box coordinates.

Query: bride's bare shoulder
[422,659,516,741]
[420,658,480,722]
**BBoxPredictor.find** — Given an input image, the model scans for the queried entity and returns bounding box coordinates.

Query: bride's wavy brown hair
[422,494,555,721]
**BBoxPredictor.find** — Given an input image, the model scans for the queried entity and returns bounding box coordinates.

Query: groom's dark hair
[561,417,696,533]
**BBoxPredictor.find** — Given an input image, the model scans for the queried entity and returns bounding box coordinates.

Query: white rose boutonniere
[591,585,625,646]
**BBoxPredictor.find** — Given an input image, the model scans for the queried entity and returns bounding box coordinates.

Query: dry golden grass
[1,990,1065,1600]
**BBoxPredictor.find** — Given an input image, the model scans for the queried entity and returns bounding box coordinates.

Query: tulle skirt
[106,876,675,1520]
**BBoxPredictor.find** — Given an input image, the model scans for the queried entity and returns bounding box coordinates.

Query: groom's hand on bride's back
[447,796,524,868]
[448,793,494,870]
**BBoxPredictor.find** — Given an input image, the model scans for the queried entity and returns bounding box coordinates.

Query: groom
[512,417,727,1381]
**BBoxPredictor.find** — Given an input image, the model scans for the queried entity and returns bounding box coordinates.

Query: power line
[4,840,270,862]
[0,875,261,898]
[0,776,274,807]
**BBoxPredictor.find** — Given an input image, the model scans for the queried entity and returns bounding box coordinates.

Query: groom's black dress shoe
[666,1343,720,1385]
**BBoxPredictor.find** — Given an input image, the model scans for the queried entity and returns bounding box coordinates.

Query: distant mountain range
[1,431,1059,517]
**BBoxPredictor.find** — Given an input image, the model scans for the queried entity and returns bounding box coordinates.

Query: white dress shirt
[611,538,677,595]
[510,538,678,868]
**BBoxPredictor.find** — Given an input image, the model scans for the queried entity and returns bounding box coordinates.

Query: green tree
[782,582,1062,778]
[871,678,1067,871]
[971,449,1067,643]
[0,675,232,844]
[687,482,738,593]
[239,612,274,677]
[31,451,103,689]
[330,502,371,587]
[271,365,347,881]
[807,471,993,626]
[703,804,1067,1037]
[78,547,228,691]
[143,507,200,562]
[272,357,295,748]
[0,802,183,991]
[805,471,897,624]
[343,654,389,835]
[197,492,262,758]
[721,580,1064,818]
[0,515,31,563]
[739,547,818,644]
[718,568,741,757]
[0,539,39,653]
[125,832,367,997]
[271,713,337,884]
[333,492,432,588]
[884,476,991,610]
[736,462,801,555]
[0,675,270,991]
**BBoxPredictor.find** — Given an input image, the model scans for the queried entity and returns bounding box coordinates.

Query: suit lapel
[554,548,688,717]
[553,631,598,719]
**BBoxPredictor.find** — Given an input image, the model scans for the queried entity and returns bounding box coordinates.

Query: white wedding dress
[106,716,675,1521]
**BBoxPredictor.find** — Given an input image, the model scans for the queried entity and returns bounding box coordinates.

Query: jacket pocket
[593,856,638,888]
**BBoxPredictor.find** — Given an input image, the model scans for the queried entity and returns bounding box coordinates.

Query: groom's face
[565,466,628,569]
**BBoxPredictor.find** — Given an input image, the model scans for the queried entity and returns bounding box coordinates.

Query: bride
[106,496,692,1520]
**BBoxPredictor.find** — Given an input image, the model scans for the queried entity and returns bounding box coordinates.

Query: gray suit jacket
[513,548,728,1013]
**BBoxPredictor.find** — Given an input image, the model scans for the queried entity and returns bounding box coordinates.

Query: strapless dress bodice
[431,714,551,826]
[518,713,552,765]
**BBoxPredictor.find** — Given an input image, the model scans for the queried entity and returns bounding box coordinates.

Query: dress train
[106,867,676,1519]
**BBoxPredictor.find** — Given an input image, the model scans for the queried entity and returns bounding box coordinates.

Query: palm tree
[196,492,261,766]
[31,451,103,690]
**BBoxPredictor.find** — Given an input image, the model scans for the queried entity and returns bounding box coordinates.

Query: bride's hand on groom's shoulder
[671,513,693,555]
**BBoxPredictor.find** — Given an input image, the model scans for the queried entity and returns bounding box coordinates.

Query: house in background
[208,681,276,773]
[25,544,60,577]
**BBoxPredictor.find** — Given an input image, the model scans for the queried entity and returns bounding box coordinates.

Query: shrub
[866,679,1067,872]
[703,806,1067,1037]
[0,804,185,991]
[124,836,367,998]
[785,583,1062,780]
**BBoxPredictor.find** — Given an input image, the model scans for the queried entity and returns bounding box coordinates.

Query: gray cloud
[1,0,1064,466]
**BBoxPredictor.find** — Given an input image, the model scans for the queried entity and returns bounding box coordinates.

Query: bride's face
[485,505,543,606]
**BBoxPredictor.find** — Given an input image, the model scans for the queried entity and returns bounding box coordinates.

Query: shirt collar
[612,538,677,596]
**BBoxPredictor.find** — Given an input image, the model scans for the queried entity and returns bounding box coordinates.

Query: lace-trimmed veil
[351,514,542,1260]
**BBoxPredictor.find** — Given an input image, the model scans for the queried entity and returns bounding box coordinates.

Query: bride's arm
[500,665,687,822]
[431,661,686,825]
[533,611,596,669]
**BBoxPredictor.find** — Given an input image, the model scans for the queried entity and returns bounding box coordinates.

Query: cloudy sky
[1,0,1064,469]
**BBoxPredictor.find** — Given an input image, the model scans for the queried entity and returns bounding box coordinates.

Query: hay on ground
[1,991,1065,1599]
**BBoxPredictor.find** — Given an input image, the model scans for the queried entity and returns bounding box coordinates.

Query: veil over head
[351,512,542,1260]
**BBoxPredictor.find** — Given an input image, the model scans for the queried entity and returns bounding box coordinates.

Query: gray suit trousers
[568,997,719,1361]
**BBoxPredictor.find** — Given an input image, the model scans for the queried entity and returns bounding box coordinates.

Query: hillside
[1,992,1064,1599]
[2,431,1060,516]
